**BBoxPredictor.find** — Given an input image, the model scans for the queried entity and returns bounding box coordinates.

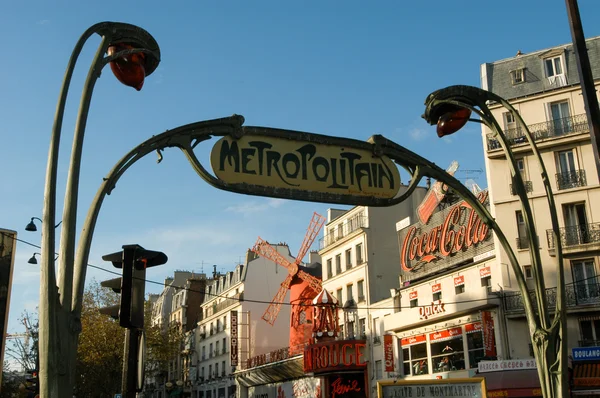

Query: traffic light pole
[122,328,140,398]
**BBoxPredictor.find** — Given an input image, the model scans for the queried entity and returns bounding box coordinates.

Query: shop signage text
[429,326,462,342]
[481,311,496,357]
[419,300,446,320]
[401,335,426,346]
[454,275,464,286]
[384,335,395,372]
[304,340,367,374]
[478,359,537,373]
[379,381,484,398]
[573,347,600,361]
[479,267,491,278]
[400,191,490,272]
[230,310,238,366]
[247,346,291,368]
[431,283,441,293]
[409,291,418,300]
[331,377,362,398]
[211,136,400,199]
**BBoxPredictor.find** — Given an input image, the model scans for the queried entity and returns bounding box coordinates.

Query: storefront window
[410,343,429,375]
[467,330,485,367]
[430,333,465,373]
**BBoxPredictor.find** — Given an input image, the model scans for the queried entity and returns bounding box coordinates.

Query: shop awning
[573,363,600,388]
[479,369,541,397]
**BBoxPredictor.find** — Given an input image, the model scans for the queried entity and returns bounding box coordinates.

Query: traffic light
[25,369,38,396]
[100,244,167,329]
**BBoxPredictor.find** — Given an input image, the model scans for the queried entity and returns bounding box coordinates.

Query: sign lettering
[478,359,537,373]
[479,267,491,278]
[230,311,238,366]
[400,191,490,272]
[431,283,441,293]
[211,136,401,199]
[408,291,418,300]
[454,275,464,286]
[419,300,446,320]
[304,340,367,374]
[379,380,485,398]
[384,335,395,372]
[481,311,496,357]
[331,377,361,398]
[401,334,426,346]
[429,327,462,342]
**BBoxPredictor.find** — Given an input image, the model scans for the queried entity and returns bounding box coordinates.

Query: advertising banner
[378,379,486,398]
[481,311,496,357]
[248,378,320,398]
[230,310,238,366]
[384,335,394,372]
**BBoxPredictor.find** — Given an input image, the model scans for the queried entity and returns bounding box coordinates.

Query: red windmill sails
[251,212,326,326]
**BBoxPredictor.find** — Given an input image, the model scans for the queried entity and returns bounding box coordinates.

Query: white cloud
[225,198,285,215]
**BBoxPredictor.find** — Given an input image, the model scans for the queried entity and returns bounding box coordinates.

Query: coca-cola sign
[398,191,493,277]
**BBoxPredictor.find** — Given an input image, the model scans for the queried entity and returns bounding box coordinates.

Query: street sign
[114,394,122,398]
[210,133,401,201]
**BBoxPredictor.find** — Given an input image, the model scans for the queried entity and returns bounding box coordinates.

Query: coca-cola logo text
[401,192,490,272]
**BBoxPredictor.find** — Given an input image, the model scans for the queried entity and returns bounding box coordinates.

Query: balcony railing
[487,113,589,150]
[579,340,600,347]
[556,169,587,190]
[319,215,367,249]
[504,277,600,312]
[509,180,533,196]
[516,237,530,250]
[546,222,600,249]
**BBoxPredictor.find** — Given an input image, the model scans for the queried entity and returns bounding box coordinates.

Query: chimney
[245,248,258,264]
[213,264,218,280]
[164,277,173,288]
[309,250,321,264]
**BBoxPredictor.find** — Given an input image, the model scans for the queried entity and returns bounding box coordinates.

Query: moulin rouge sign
[304,340,367,374]
[210,135,401,199]
[399,191,492,273]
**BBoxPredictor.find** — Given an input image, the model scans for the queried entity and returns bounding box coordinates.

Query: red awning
[480,369,541,397]
[573,363,600,388]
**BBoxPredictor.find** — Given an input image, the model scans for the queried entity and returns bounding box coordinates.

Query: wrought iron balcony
[579,340,600,347]
[516,236,530,250]
[556,169,587,190]
[319,215,367,249]
[509,181,533,196]
[546,222,600,249]
[487,113,589,150]
[504,277,600,312]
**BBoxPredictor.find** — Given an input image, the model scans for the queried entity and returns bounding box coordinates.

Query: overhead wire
[0,230,582,311]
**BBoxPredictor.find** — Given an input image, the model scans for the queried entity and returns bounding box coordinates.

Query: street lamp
[25,217,62,232]
[422,85,566,398]
[28,253,41,265]
[39,22,160,397]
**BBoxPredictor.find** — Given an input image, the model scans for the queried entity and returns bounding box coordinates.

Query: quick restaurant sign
[210,135,401,199]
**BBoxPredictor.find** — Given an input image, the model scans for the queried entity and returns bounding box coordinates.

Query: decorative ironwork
[556,169,587,190]
[547,222,600,249]
[510,180,533,195]
[319,215,367,249]
[516,237,530,250]
[487,113,589,150]
[504,278,600,312]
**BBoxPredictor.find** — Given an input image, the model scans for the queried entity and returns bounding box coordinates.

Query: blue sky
[2,1,600,350]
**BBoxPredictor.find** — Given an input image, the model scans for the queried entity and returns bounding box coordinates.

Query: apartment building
[318,185,426,391]
[480,36,600,394]
[196,245,296,398]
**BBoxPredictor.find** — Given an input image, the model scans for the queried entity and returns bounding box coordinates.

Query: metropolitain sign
[398,191,493,275]
[210,135,401,199]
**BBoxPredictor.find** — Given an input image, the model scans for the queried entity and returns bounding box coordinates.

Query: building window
[222,360,226,376]
[215,362,219,378]
[222,337,227,354]
[549,101,572,135]
[467,329,487,368]
[410,298,418,308]
[209,343,213,358]
[326,259,332,279]
[357,280,365,302]
[455,285,465,294]
[510,68,525,85]
[481,276,491,291]
[336,288,343,304]
[201,366,205,380]
[580,318,600,346]
[335,254,342,274]
[545,56,564,78]
[516,210,529,250]
[433,291,442,301]
[356,243,363,264]
[563,202,589,245]
[209,364,212,379]
[345,248,352,269]
[431,335,465,373]
[223,315,227,329]
[375,360,383,380]
[215,341,220,356]
[359,318,366,339]
[346,284,353,300]
[216,319,221,332]
[556,149,585,190]
[373,317,380,342]
[202,346,206,360]
[523,265,534,279]
[572,259,598,303]
[337,224,343,240]
[403,342,429,376]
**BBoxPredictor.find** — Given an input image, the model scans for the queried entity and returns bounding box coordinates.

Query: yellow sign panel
[210,135,401,199]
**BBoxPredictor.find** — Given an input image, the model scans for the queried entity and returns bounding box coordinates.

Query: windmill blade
[262,274,294,325]
[297,269,322,294]
[295,212,326,265]
[252,237,294,272]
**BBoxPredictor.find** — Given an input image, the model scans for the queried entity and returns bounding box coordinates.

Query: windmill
[251,212,326,326]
